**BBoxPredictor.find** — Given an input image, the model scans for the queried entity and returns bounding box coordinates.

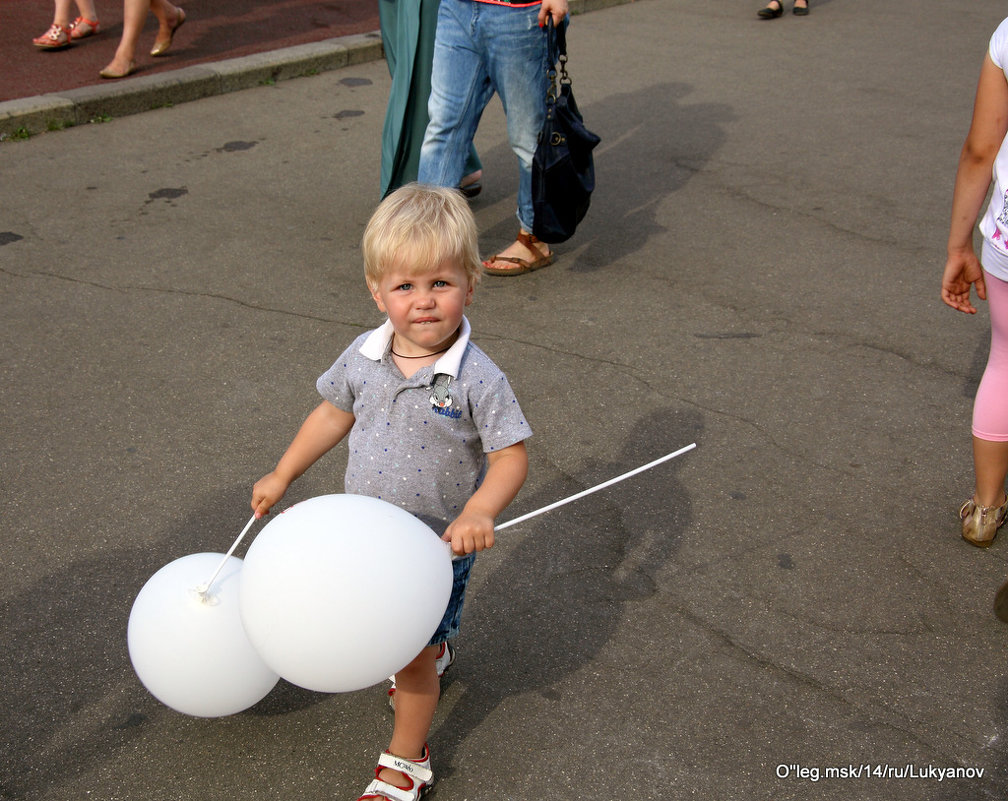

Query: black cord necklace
[391,344,450,359]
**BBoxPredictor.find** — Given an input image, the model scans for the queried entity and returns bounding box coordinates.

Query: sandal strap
[485,255,528,267]
[961,495,1008,521]
[360,778,419,801]
[358,748,433,800]
[376,751,433,784]
[360,751,433,801]
[516,230,543,249]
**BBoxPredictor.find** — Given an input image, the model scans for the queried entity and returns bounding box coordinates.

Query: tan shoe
[150,7,185,56]
[99,60,136,79]
[960,493,1008,547]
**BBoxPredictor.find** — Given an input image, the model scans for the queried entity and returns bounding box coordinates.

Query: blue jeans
[419,0,550,232]
[428,553,475,645]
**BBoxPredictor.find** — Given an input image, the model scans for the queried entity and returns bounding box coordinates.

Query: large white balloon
[127,553,280,717]
[239,494,454,693]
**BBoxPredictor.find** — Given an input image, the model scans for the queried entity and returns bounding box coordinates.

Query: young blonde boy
[251,184,530,800]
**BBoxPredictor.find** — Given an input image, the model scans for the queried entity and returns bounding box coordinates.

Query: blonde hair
[362,184,482,289]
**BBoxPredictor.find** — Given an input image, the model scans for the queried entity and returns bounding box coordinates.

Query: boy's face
[369,258,474,356]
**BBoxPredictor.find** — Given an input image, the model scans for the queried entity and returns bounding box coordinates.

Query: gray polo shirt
[317,316,531,534]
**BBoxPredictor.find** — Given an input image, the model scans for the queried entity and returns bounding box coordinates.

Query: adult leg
[102,0,181,75]
[53,0,76,27]
[101,0,150,74]
[379,0,425,196]
[480,4,551,269]
[72,0,99,25]
[419,0,493,190]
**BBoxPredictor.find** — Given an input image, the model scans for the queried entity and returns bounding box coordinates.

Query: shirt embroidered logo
[429,375,454,410]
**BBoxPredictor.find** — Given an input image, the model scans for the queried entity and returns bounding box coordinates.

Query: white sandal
[358,746,434,801]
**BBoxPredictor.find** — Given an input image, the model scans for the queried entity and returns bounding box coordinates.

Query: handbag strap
[546,15,566,57]
[545,16,570,104]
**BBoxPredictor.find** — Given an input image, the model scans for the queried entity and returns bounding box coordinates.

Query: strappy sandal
[358,746,434,801]
[33,23,71,49]
[960,493,1008,547]
[483,230,554,276]
[387,641,454,711]
[69,16,100,39]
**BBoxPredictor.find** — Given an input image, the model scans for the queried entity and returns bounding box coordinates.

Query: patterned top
[979,16,1008,280]
[317,316,532,534]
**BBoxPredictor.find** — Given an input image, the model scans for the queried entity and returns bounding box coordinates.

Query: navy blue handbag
[531,17,600,244]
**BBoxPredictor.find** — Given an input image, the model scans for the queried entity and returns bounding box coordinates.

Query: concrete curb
[0,33,384,139]
[0,0,628,141]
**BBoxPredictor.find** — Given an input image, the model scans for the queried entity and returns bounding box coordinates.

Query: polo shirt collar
[358,316,471,378]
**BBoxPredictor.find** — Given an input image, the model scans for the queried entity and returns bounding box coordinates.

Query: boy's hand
[443,509,495,555]
[251,472,290,519]
[250,401,355,519]
[442,442,528,554]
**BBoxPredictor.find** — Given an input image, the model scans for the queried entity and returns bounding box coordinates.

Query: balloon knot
[191,585,220,606]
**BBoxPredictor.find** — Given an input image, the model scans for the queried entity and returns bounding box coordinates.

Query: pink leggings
[974,269,1008,441]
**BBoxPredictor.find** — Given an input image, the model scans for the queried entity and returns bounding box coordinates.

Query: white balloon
[239,494,454,692]
[128,553,280,717]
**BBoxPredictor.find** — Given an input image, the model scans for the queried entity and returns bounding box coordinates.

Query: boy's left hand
[443,441,527,554]
[443,510,495,555]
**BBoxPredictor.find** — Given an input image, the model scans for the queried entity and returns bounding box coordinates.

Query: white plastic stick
[197,514,258,597]
[493,442,696,532]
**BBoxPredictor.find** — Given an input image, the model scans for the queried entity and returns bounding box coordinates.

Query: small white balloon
[239,494,454,693]
[128,553,280,717]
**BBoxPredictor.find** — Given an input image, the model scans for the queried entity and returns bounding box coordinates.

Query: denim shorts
[428,553,475,646]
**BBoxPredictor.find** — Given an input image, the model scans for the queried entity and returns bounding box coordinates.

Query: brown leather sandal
[483,230,554,276]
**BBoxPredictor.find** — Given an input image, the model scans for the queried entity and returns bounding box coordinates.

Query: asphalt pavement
[4,1,1008,800]
[0,0,613,138]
